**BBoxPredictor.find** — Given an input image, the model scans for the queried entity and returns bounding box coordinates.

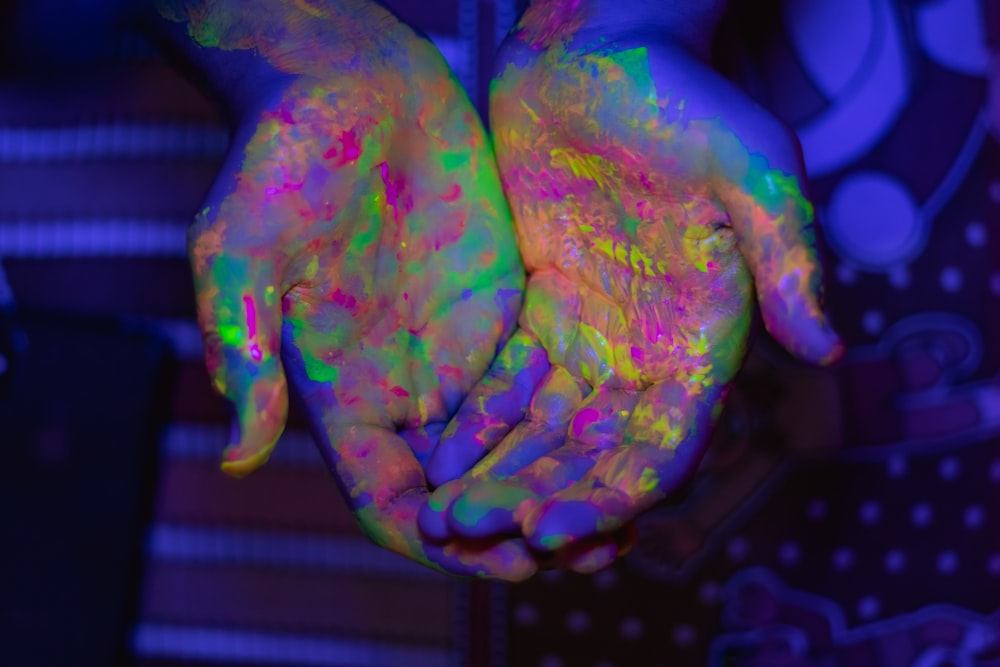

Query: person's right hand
[158,0,536,580]
[420,18,842,569]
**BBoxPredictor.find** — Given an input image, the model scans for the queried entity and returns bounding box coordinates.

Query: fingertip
[524,500,601,552]
[769,314,844,366]
[759,288,844,366]
[447,481,538,538]
[217,374,289,477]
[566,540,618,574]
[220,442,276,478]
[505,564,538,583]
[417,504,451,541]
[560,528,636,574]
[432,533,539,581]
[483,543,539,582]
[219,411,284,478]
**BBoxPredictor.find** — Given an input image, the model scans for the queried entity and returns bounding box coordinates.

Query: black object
[0,304,24,398]
[0,310,174,667]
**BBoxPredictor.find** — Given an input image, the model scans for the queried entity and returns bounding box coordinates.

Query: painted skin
[156,0,536,579]
[420,3,843,570]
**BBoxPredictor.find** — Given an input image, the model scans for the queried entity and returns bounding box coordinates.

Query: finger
[563,523,637,574]
[470,365,592,478]
[422,366,588,539]
[320,422,537,581]
[424,328,549,487]
[446,386,636,539]
[524,379,724,551]
[715,134,842,365]
[190,220,288,478]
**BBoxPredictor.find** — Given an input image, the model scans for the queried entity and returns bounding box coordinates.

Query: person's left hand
[418,22,841,570]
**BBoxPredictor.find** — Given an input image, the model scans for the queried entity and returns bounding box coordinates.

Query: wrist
[144,0,412,122]
[517,0,728,59]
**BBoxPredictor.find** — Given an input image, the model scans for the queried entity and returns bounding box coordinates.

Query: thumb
[720,149,843,366]
[190,220,288,477]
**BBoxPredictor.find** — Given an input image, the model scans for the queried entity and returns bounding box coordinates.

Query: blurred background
[1,0,997,665]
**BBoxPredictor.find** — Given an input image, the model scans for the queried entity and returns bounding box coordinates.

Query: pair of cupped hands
[190,12,842,581]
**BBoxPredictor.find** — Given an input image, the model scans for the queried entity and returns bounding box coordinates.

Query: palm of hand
[421,37,839,566]
[192,36,534,578]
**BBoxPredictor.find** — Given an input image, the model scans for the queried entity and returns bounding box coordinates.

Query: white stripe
[161,423,324,467]
[0,124,228,161]
[147,523,439,580]
[0,259,13,306]
[494,0,518,47]
[457,0,479,97]
[0,219,188,257]
[132,624,452,666]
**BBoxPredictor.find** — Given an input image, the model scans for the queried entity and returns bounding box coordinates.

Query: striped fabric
[1,2,522,666]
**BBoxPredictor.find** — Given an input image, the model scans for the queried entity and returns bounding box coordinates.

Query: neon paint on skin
[158,0,534,579]
[425,0,841,559]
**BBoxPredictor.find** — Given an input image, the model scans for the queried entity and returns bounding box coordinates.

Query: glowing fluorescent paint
[157,0,535,580]
[425,0,842,562]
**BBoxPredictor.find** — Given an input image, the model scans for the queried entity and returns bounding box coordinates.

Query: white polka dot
[990,460,1000,483]
[672,624,696,647]
[939,456,960,480]
[836,264,858,285]
[698,581,721,605]
[887,455,908,478]
[727,537,750,561]
[808,498,828,520]
[592,569,618,591]
[862,310,885,335]
[566,610,591,633]
[988,553,1000,576]
[859,501,881,525]
[915,5,987,74]
[826,172,923,269]
[779,541,801,566]
[540,655,564,667]
[514,603,539,626]
[991,274,1000,296]
[832,547,855,571]
[620,617,644,640]
[940,267,963,292]
[964,505,985,529]
[966,221,987,247]
[857,596,880,620]
[911,503,933,527]
[885,549,907,573]
[888,266,911,289]
[937,551,959,575]
[964,629,993,654]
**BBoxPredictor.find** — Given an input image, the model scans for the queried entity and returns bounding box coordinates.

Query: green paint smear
[304,354,339,384]
[621,214,641,238]
[439,151,469,173]
[605,48,654,98]
[744,156,813,219]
